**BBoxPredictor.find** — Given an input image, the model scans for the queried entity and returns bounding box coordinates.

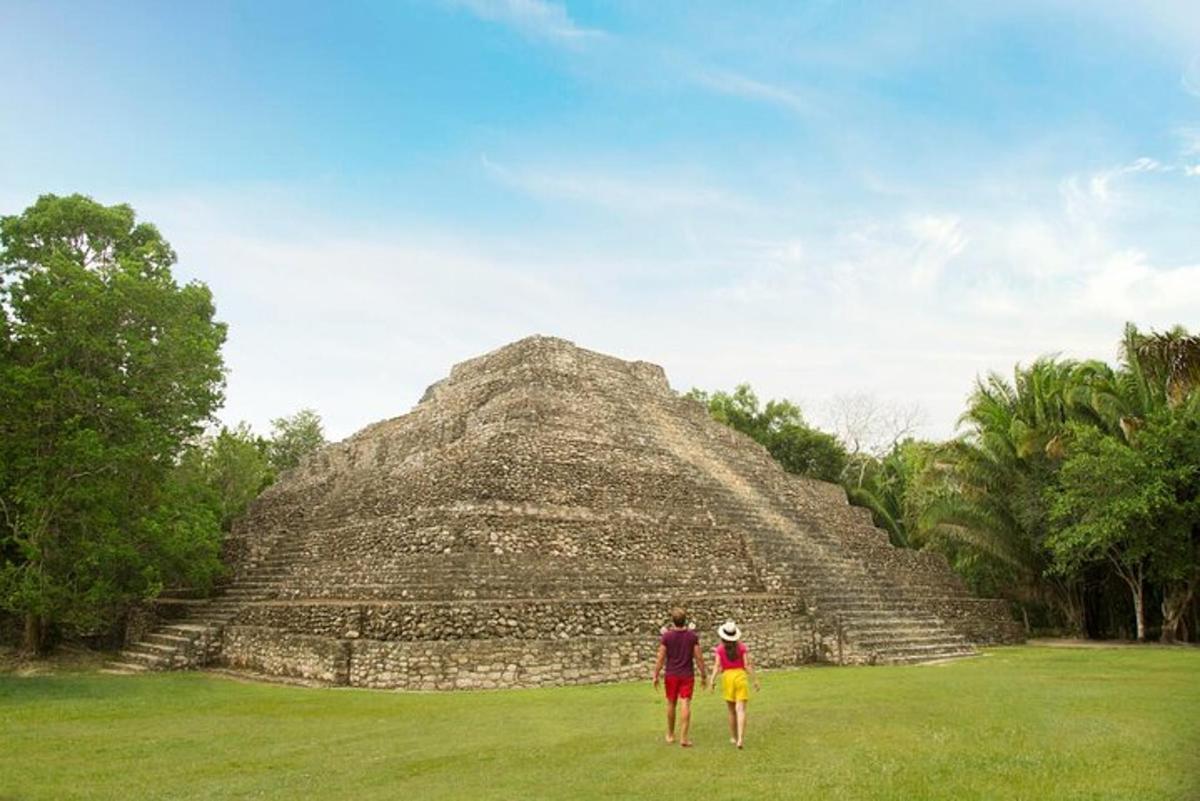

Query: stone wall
[221,611,812,690]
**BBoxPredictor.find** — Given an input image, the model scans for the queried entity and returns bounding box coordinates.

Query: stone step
[844,625,962,640]
[160,623,215,638]
[117,649,172,669]
[870,642,976,658]
[144,632,193,647]
[854,634,969,650]
[874,649,977,665]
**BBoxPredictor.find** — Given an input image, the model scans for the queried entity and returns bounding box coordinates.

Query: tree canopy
[686,384,847,482]
[0,194,227,651]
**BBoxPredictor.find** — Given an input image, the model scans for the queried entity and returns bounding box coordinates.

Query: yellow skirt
[720,668,749,702]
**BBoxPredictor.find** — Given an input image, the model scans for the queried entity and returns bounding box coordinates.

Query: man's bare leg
[665,699,677,743]
[678,698,693,746]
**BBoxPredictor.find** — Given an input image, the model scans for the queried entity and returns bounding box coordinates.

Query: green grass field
[2,646,1198,801]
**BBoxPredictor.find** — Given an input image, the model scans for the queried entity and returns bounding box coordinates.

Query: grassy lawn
[2,646,1198,801]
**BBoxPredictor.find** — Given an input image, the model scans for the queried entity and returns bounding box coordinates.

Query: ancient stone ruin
[111,336,1021,688]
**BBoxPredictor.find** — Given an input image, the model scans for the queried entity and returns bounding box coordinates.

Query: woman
[708,620,761,749]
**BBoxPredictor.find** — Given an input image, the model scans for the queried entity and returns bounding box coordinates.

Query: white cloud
[693,70,821,116]
[1085,157,1167,202]
[907,215,967,289]
[448,0,604,45]
[1075,250,1200,318]
[120,128,1197,446]
[480,156,756,215]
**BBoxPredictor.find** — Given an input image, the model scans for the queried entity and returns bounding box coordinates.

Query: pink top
[715,641,748,670]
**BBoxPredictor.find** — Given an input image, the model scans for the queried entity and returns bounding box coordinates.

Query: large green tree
[1047,413,1200,642]
[687,384,846,482]
[0,194,227,652]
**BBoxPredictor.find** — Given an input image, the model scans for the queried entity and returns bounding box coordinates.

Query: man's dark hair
[671,607,686,627]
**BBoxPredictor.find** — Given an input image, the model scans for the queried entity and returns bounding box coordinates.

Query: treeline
[0,195,325,653]
[691,325,1200,643]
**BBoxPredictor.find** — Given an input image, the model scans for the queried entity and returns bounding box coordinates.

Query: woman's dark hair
[723,640,740,662]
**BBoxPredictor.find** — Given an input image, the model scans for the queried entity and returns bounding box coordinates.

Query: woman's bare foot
[665,734,676,744]
[736,741,744,750]
[680,741,693,748]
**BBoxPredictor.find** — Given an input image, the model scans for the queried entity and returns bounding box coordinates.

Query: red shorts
[664,675,695,702]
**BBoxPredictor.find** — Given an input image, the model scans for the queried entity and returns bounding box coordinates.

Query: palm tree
[920,359,1095,633]
[1132,324,1200,406]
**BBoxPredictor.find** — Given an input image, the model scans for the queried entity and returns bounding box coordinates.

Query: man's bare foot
[665,734,675,744]
[736,741,744,750]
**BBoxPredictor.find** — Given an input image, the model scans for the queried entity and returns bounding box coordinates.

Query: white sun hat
[717,620,741,642]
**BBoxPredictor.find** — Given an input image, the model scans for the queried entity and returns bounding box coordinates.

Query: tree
[177,424,274,531]
[687,385,846,482]
[919,360,1091,633]
[1136,411,1200,642]
[1132,325,1200,407]
[267,408,326,472]
[1046,426,1163,640]
[822,393,924,487]
[846,440,940,549]
[0,194,227,652]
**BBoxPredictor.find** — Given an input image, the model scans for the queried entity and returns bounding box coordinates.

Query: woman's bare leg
[735,701,747,748]
[726,701,737,743]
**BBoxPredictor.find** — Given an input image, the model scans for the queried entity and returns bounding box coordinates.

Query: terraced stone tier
[114,336,1020,686]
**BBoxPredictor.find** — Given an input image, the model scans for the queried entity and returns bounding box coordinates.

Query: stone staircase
[650,403,977,665]
[103,543,303,674]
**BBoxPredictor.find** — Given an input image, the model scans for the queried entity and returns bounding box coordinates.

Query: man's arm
[692,643,708,683]
[652,643,667,688]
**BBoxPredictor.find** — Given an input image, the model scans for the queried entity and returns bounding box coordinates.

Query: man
[651,607,708,747]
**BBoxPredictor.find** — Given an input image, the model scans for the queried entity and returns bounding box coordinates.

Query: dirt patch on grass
[0,644,113,675]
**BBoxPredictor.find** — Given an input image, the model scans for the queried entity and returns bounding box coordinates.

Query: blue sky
[2,1,1198,446]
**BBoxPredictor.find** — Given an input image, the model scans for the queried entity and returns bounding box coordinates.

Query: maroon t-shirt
[660,628,700,677]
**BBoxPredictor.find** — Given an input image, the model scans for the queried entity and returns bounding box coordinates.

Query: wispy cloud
[448,0,604,46]
[480,156,755,215]
[1085,157,1168,202]
[1182,54,1200,98]
[693,69,822,117]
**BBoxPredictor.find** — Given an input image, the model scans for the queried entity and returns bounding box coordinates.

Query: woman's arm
[745,649,761,691]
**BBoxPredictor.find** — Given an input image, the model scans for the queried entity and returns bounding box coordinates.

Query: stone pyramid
[110,336,1020,687]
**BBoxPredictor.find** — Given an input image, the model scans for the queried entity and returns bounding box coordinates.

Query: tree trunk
[21,612,46,655]
[1160,579,1196,644]
[1132,582,1145,642]
[1051,581,1086,637]
[1110,554,1146,642]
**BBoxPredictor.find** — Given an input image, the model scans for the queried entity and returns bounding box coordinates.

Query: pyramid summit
[113,336,1021,687]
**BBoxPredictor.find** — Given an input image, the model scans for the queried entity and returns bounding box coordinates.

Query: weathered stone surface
[115,335,1020,685]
